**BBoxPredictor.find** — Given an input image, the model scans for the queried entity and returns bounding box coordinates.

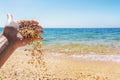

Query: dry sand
[0,47,120,80]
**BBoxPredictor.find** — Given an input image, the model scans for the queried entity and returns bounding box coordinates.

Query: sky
[0,0,120,28]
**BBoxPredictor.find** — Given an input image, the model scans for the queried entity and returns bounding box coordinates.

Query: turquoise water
[0,28,3,33]
[42,28,120,47]
[0,28,120,47]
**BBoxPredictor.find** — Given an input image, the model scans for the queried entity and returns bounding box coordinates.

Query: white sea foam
[51,52,120,63]
[71,53,120,63]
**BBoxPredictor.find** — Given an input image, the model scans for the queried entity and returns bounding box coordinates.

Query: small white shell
[5,13,19,30]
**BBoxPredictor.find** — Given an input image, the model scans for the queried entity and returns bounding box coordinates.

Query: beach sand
[0,46,120,80]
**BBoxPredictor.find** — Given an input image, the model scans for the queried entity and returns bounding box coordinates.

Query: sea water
[0,28,3,34]
[42,28,120,47]
[0,27,120,47]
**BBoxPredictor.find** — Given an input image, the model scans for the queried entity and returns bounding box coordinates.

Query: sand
[0,46,120,80]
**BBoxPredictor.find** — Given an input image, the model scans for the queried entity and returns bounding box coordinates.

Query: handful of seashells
[18,20,43,42]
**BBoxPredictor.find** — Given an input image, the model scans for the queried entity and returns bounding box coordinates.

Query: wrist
[0,35,8,53]
[1,35,17,50]
[7,42,17,51]
[0,35,17,67]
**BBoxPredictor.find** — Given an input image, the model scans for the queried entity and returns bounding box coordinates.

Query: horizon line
[0,27,120,28]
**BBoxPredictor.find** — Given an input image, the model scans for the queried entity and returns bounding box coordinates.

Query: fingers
[34,36,43,41]
[20,36,42,44]
[17,33,23,40]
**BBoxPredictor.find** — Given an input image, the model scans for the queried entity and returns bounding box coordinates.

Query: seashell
[18,20,43,40]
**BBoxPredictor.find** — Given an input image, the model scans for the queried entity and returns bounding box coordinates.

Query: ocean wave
[71,53,120,63]
[51,52,120,63]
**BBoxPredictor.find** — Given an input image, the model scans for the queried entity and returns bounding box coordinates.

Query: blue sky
[0,0,120,28]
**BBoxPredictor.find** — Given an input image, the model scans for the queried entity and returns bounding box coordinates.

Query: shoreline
[49,52,120,63]
[18,45,120,63]
[42,43,120,55]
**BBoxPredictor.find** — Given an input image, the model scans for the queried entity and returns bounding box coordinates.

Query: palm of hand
[3,26,31,48]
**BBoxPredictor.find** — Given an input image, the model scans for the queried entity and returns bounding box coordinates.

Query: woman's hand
[2,13,42,49]
[2,26,42,48]
[0,14,42,67]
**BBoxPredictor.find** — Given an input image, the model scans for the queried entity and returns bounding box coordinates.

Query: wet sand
[0,47,120,80]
